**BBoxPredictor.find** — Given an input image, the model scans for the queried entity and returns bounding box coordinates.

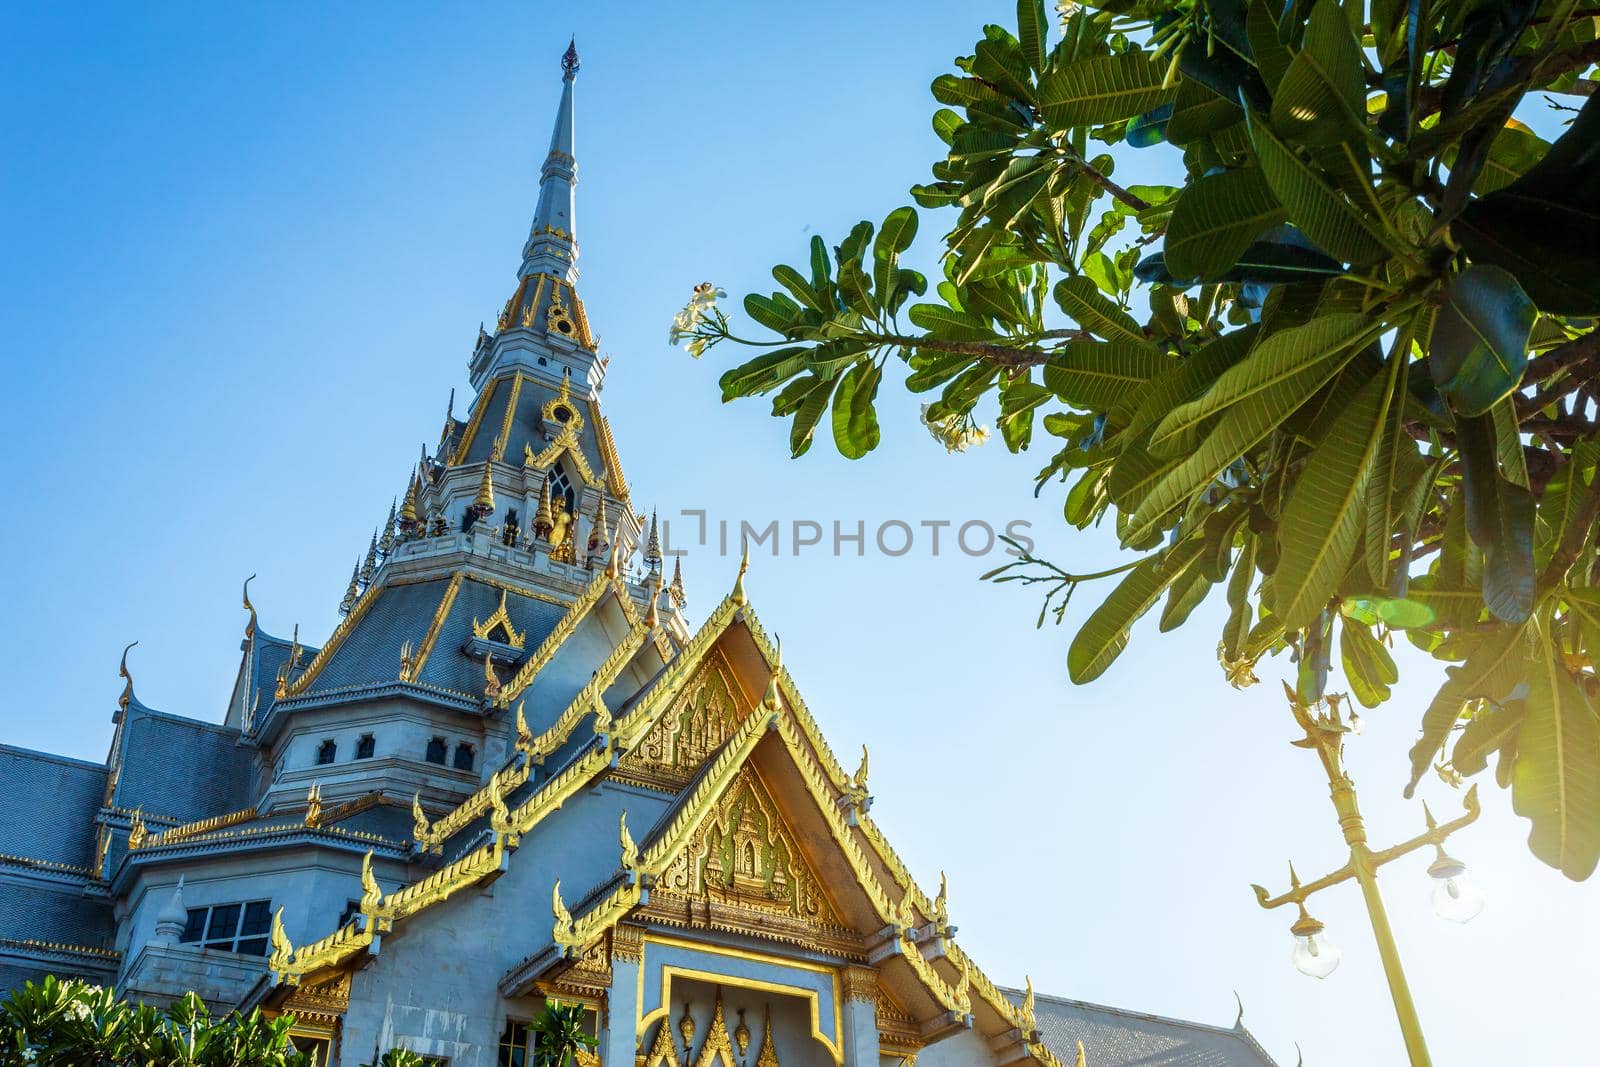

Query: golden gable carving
[618,652,745,790]
[654,765,840,927]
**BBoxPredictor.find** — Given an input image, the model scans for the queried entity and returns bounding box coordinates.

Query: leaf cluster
[703,0,1600,878]
[0,977,310,1067]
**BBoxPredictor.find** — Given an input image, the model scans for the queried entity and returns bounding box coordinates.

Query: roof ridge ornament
[117,641,138,713]
[562,37,580,76]
[241,576,258,639]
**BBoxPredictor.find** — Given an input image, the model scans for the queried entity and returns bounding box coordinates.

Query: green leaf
[1038,53,1176,130]
[719,347,810,400]
[1068,541,1202,683]
[1166,78,1243,145]
[1129,317,1376,542]
[1455,93,1600,316]
[874,206,919,311]
[1043,340,1171,410]
[773,263,830,316]
[1052,276,1148,346]
[1429,266,1535,418]
[1123,325,1256,441]
[1406,625,1530,794]
[1458,414,1535,623]
[831,360,882,459]
[1151,313,1374,451]
[1340,617,1398,708]
[838,261,875,318]
[1247,115,1392,266]
[789,375,840,458]
[1452,702,1526,778]
[1274,358,1396,631]
[1161,551,1214,631]
[1163,167,1286,282]
[744,292,804,335]
[1514,646,1600,879]
[1269,0,1366,146]
[908,302,992,340]
[1017,0,1048,74]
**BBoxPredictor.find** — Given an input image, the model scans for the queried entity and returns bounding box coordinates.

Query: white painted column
[841,966,880,1067]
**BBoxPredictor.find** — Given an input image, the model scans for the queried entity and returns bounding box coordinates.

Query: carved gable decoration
[618,652,745,790]
[655,764,841,928]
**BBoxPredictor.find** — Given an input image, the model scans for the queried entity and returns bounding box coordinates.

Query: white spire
[521,40,580,282]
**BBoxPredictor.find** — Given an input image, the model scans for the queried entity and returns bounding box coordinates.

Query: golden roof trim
[491,373,525,462]
[523,425,603,489]
[404,573,464,682]
[451,375,502,466]
[590,402,630,503]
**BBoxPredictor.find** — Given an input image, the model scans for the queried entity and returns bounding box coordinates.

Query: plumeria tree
[0,976,309,1067]
[687,0,1600,877]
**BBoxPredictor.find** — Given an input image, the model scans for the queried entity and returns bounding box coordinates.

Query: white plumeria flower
[668,283,726,356]
[21,1048,37,1063]
[920,404,991,453]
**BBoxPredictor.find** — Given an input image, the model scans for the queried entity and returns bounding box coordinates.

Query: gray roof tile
[1015,990,1279,1067]
[114,709,253,824]
[0,746,107,868]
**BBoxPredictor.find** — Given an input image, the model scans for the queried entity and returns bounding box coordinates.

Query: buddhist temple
[0,42,1276,1067]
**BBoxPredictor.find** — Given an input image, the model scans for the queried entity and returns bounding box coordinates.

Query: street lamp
[1250,687,1482,1067]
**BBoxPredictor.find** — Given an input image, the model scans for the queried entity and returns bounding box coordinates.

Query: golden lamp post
[1251,686,1485,1067]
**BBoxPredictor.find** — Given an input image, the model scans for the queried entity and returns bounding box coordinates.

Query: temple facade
[0,44,1276,1067]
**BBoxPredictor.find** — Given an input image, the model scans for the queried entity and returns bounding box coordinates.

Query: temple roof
[1016,990,1278,1067]
[113,706,253,825]
[0,745,106,871]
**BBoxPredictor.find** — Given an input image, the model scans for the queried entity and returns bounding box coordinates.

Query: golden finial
[472,463,496,516]
[289,623,302,669]
[514,701,533,755]
[552,879,574,942]
[731,542,750,606]
[398,640,414,682]
[241,575,258,639]
[678,999,697,1052]
[400,471,420,526]
[853,745,870,793]
[604,530,623,579]
[305,782,322,827]
[668,556,686,609]
[934,871,950,927]
[761,637,784,712]
[268,907,293,974]
[591,692,614,737]
[117,641,138,712]
[488,771,512,836]
[1020,975,1038,1033]
[483,651,503,699]
[339,562,361,617]
[533,475,555,538]
[359,849,382,916]
[127,808,147,849]
[360,530,379,585]
[411,792,431,845]
[756,1005,778,1067]
[618,810,638,872]
[587,495,610,560]
[645,568,663,629]
[275,664,289,700]
[644,510,662,572]
[378,499,397,557]
[556,369,572,407]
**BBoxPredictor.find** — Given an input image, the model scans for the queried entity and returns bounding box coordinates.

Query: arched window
[425,736,447,765]
[316,739,337,766]
[355,734,375,760]
[453,743,476,772]
[547,465,576,516]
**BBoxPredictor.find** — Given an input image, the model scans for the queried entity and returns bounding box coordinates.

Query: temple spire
[521,41,580,282]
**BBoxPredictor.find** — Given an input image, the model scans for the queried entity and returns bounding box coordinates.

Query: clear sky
[0,4,1588,1064]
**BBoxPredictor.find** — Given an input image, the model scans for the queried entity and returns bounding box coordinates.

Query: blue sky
[0,3,1587,1063]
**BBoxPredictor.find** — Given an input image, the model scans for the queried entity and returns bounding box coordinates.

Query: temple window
[453,743,476,772]
[180,899,272,955]
[548,465,576,515]
[498,1020,530,1067]
[316,739,337,765]
[355,733,375,760]
[425,736,448,764]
